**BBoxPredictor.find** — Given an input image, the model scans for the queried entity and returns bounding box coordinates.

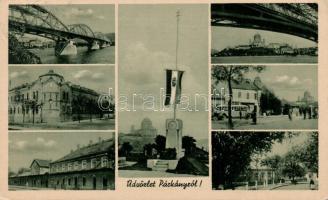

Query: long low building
[9,138,115,190]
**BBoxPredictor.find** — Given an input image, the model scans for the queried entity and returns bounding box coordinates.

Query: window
[27,93,29,100]
[33,92,35,99]
[68,163,73,171]
[101,157,108,168]
[254,93,257,100]
[68,179,71,186]
[82,160,87,169]
[22,94,24,100]
[62,164,66,172]
[238,92,241,98]
[36,91,38,100]
[91,158,97,169]
[246,93,250,99]
[74,161,79,170]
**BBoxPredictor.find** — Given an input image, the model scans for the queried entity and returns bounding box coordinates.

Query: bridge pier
[55,40,77,56]
[100,42,107,49]
[89,41,100,50]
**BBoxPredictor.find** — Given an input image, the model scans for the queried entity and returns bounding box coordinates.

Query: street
[119,170,198,178]
[212,115,317,130]
[9,118,115,130]
[9,185,54,190]
[271,183,318,190]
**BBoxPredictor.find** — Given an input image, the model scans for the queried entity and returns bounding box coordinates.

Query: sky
[212,27,317,51]
[250,132,315,167]
[118,5,209,140]
[240,65,318,102]
[267,132,311,157]
[9,66,115,94]
[9,132,114,172]
[44,5,115,34]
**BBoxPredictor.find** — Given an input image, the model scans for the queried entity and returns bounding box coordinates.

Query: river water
[212,55,317,64]
[29,46,115,64]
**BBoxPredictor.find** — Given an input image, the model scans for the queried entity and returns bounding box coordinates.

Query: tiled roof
[231,79,261,91]
[31,159,51,168]
[53,139,114,163]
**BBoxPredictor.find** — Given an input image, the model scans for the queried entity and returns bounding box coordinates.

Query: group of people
[288,106,318,121]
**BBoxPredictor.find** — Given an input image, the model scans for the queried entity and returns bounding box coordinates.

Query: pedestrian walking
[308,107,312,119]
[252,106,257,125]
[288,108,293,121]
[309,179,315,190]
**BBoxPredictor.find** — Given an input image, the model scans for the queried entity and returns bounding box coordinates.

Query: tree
[260,88,282,115]
[212,131,285,189]
[182,136,197,156]
[282,149,306,183]
[293,132,318,173]
[119,142,133,157]
[8,168,16,177]
[261,155,283,180]
[17,167,30,175]
[212,65,265,128]
[155,135,166,153]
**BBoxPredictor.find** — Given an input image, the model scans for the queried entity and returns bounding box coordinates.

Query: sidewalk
[9,118,115,130]
[212,115,318,130]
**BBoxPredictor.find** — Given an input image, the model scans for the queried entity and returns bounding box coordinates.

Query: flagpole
[174,10,180,121]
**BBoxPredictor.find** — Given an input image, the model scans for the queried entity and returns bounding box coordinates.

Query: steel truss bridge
[212,3,318,42]
[9,5,111,52]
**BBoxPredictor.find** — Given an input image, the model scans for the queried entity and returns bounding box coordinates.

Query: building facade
[9,138,115,190]
[9,69,112,124]
[212,78,262,115]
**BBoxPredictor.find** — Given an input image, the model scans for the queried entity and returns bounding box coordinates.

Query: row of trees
[261,132,318,183]
[212,131,318,189]
[212,131,287,189]
[72,94,115,122]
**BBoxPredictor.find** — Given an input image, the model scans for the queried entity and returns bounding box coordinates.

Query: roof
[30,159,51,168]
[39,69,63,79]
[53,139,114,163]
[71,84,99,96]
[231,79,261,91]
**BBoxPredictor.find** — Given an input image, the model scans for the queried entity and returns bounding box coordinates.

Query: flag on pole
[165,69,184,106]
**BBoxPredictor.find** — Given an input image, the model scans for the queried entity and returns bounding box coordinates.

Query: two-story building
[9,69,113,124]
[48,137,115,190]
[9,138,115,190]
[212,78,262,115]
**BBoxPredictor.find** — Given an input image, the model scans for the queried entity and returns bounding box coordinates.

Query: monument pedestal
[165,119,183,159]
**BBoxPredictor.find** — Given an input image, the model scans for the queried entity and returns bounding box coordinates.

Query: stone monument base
[147,159,179,171]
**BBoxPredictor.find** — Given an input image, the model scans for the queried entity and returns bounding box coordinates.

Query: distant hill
[104,33,115,41]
